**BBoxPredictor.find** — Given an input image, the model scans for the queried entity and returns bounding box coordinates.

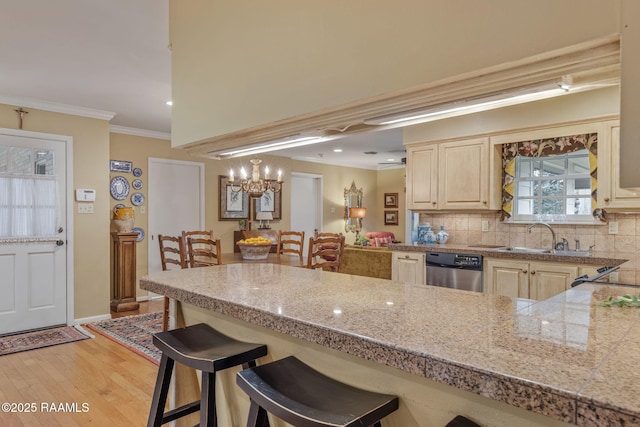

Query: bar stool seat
[148,323,267,427]
[236,356,399,427]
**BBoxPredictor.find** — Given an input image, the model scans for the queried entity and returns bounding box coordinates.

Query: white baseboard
[74,314,111,325]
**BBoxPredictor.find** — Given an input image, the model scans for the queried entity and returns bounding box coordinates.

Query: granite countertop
[141,265,640,425]
[388,243,628,266]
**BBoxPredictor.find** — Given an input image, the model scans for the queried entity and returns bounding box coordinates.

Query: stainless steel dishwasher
[425,251,483,292]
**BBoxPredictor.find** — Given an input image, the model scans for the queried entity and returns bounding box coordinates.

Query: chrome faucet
[527,222,557,252]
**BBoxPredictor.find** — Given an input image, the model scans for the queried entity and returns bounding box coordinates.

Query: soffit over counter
[182,36,620,160]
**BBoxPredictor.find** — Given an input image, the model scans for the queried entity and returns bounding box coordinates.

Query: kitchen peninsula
[140,264,640,427]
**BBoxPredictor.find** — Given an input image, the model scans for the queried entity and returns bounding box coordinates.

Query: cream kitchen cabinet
[392,251,426,284]
[599,121,640,210]
[485,258,581,300]
[406,144,438,209]
[405,137,499,211]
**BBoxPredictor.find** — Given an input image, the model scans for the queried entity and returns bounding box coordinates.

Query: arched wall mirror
[344,181,363,233]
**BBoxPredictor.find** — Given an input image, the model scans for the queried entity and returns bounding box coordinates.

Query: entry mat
[0,325,90,356]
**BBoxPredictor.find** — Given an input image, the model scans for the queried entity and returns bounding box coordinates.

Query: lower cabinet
[485,258,584,300]
[392,251,426,284]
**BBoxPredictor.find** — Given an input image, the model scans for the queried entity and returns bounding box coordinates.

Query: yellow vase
[113,206,135,232]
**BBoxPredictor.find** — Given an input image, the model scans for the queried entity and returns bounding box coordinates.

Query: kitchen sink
[493,247,591,256]
[495,247,552,254]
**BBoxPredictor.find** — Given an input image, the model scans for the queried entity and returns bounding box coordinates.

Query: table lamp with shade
[256,211,273,229]
[348,207,366,242]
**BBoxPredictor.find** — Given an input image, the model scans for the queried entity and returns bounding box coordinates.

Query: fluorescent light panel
[363,79,571,126]
[209,134,327,158]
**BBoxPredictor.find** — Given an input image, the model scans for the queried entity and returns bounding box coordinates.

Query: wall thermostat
[75,189,96,202]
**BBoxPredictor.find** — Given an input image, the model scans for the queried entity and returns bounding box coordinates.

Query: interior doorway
[290,172,322,246]
[147,158,205,277]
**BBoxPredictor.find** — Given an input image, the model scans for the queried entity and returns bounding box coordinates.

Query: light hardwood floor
[0,301,163,427]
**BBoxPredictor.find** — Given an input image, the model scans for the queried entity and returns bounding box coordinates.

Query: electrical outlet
[77,203,94,214]
[140,206,146,214]
[330,207,336,214]
[481,220,489,232]
[608,221,618,234]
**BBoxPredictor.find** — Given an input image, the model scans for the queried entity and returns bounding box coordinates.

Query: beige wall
[110,136,399,295]
[0,104,111,319]
[0,107,401,317]
[169,0,621,146]
[290,160,380,244]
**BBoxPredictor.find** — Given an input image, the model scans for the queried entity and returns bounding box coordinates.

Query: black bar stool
[446,415,482,427]
[236,356,399,427]
[147,323,267,427]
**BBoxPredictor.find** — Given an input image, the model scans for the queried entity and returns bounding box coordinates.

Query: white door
[148,158,204,275]
[291,173,322,246]
[0,129,71,335]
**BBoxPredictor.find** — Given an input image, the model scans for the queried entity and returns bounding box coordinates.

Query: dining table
[222,252,306,267]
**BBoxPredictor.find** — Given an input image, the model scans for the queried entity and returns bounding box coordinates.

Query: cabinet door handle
[522,269,527,274]
[404,255,410,259]
[432,202,436,206]
[483,201,487,205]
[604,198,610,202]
[531,270,536,275]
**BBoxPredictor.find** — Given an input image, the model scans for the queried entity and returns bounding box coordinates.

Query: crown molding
[109,125,171,140]
[0,95,115,120]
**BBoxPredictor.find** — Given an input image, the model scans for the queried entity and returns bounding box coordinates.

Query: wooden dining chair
[158,235,187,331]
[276,230,305,263]
[186,236,223,267]
[306,233,345,272]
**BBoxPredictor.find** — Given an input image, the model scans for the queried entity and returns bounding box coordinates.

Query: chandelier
[229,158,283,198]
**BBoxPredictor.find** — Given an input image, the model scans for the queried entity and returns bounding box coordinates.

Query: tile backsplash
[417,212,639,283]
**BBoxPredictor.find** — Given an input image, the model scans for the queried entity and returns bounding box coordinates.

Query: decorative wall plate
[133,168,143,177]
[114,203,125,209]
[132,179,143,190]
[131,227,145,242]
[131,192,145,206]
[110,176,130,200]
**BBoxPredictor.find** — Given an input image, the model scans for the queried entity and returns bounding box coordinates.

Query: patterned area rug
[85,312,162,364]
[0,326,90,356]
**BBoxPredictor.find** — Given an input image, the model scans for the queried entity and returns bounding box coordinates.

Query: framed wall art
[384,193,398,208]
[384,210,398,225]
[253,188,282,220]
[219,175,249,220]
[110,159,133,173]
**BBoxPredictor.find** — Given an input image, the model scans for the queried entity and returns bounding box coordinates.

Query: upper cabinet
[599,121,640,210]
[406,144,438,209]
[406,137,500,211]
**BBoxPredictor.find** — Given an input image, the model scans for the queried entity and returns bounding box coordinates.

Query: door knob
[56,240,65,246]
[58,227,64,233]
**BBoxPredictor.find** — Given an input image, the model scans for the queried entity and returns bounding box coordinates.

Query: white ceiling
[0,0,405,170]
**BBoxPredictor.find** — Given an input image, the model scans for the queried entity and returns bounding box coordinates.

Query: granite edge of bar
[140,277,640,424]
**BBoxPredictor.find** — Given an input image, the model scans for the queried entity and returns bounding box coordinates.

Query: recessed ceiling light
[333,148,343,153]
[166,101,173,106]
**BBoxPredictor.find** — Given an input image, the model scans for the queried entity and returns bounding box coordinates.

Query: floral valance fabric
[501,133,598,220]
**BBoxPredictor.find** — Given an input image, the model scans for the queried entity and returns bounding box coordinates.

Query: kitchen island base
[173,302,572,427]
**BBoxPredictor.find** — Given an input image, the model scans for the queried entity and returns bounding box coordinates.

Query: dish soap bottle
[436,225,449,244]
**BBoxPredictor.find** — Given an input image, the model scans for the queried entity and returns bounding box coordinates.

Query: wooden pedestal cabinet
[110,231,140,312]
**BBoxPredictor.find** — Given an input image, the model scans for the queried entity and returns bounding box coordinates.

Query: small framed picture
[254,187,282,220]
[384,210,398,225]
[384,193,398,208]
[219,175,249,220]
[110,160,133,173]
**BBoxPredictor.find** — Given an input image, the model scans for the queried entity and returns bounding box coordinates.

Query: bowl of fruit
[237,236,273,260]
